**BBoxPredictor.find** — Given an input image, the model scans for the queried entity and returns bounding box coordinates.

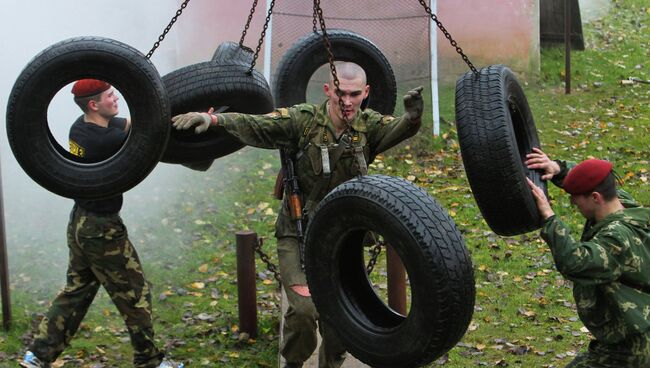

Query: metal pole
[429,0,441,136]
[236,231,257,338]
[0,159,11,331]
[262,0,273,83]
[386,245,407,315]
[565,0,572,94]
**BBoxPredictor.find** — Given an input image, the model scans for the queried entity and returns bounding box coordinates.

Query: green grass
[1,0,649,366]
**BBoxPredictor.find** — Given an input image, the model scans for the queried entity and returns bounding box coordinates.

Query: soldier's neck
[595,199,625,222]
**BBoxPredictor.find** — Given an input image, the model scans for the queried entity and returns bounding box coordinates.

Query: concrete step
[278,289,370,368]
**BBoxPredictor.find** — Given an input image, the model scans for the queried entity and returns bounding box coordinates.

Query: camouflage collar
[317,99,367,133]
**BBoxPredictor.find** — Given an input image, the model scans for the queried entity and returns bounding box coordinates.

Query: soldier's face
[93,88,120,118]
[570,193,597,220]
[324,77,369,121]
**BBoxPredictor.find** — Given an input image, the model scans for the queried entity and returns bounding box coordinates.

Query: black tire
[161,62,274,163]
[273,29,396,114]
[211,41,254,66]
[6,36,169,199]
[305,175,475,368]
[455,64,546,236]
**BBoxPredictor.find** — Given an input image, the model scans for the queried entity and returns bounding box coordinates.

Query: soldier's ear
[592,191,603,204]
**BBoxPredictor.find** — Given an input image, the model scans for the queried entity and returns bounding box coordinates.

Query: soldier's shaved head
[329,61,367,86]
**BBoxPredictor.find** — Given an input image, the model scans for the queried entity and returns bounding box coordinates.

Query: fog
[0,1,265,293]
[579,0,612,22]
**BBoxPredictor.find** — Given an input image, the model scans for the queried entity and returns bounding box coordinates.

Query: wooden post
[386,245,407,315]
[236,231,257,338]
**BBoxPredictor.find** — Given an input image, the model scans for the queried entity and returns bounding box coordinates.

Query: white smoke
[0,0,208,287]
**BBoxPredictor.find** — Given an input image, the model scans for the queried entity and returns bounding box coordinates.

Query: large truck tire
[305,175,475,368]
[455,64,546,236]
[6,36,169,199]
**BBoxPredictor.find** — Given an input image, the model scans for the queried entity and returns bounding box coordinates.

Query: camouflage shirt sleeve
[216,107,306,150]
[541,216,627,285]
[365,110,420,156]
[550,160,576,188]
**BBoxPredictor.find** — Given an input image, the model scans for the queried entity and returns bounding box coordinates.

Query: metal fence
[268,0,433,115]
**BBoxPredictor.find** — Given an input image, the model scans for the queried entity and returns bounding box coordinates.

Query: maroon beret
[563,159,613,194]
[71,79,111,98]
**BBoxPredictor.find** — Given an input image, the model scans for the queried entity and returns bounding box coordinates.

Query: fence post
[236,231,257,338]
[0,159,11,331]
[386,245,407,315]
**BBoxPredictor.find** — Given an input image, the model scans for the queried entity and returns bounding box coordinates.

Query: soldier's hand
[526,178,554,219]
[525,147,561,180]
[171,112,212,134]
[403,86,424,122]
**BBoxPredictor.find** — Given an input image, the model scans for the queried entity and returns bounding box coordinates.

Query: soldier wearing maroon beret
[525,148,650,367]
[21,80,183,368]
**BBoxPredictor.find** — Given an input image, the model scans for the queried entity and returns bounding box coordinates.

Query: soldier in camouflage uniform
[526,148,650,367]
[172,62,424,368]
[21,80,181,368]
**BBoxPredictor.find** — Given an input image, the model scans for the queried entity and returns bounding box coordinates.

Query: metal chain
[313,0,352,131]
[417,0,479,76]
[254,238,282,284]
[312,2,318,34]
[146,0,191,59]
[247,0,277,74]
[239,0,260,47]
[366,242,383,275]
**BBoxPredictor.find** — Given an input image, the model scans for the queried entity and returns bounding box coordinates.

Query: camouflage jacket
[218,99,419,237]
[542,160,650,343]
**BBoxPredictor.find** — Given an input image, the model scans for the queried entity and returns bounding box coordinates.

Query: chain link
[365,240,383,274]
[146,0,191,59]
[417,0,479,76]
[312,2,318,34]
[239,0,260,47]
[247,0,277,74]
[313,0,352,132]
[254,238,282,284]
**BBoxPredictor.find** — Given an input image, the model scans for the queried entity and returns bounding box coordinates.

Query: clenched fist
[403,86,424,122]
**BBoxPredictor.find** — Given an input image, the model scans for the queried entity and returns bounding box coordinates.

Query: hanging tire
[305,175,475,368]
[161,62,274,164]
[273,29,396,114]
[211,41,254,66]
[5,36,169,199]
[455,64,546,236]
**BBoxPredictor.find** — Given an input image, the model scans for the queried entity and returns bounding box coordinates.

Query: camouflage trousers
[29,206,163,367]
[566,334,650,367]
[277,236,347,368]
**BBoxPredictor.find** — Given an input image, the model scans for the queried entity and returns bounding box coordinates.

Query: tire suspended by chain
[160,62,274,164]
[273,29,397,115]
[6,36,170,199]
[455,65,546,236]
[305,175,475,368]
[212,41,254,66]
[169,43,255,171]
